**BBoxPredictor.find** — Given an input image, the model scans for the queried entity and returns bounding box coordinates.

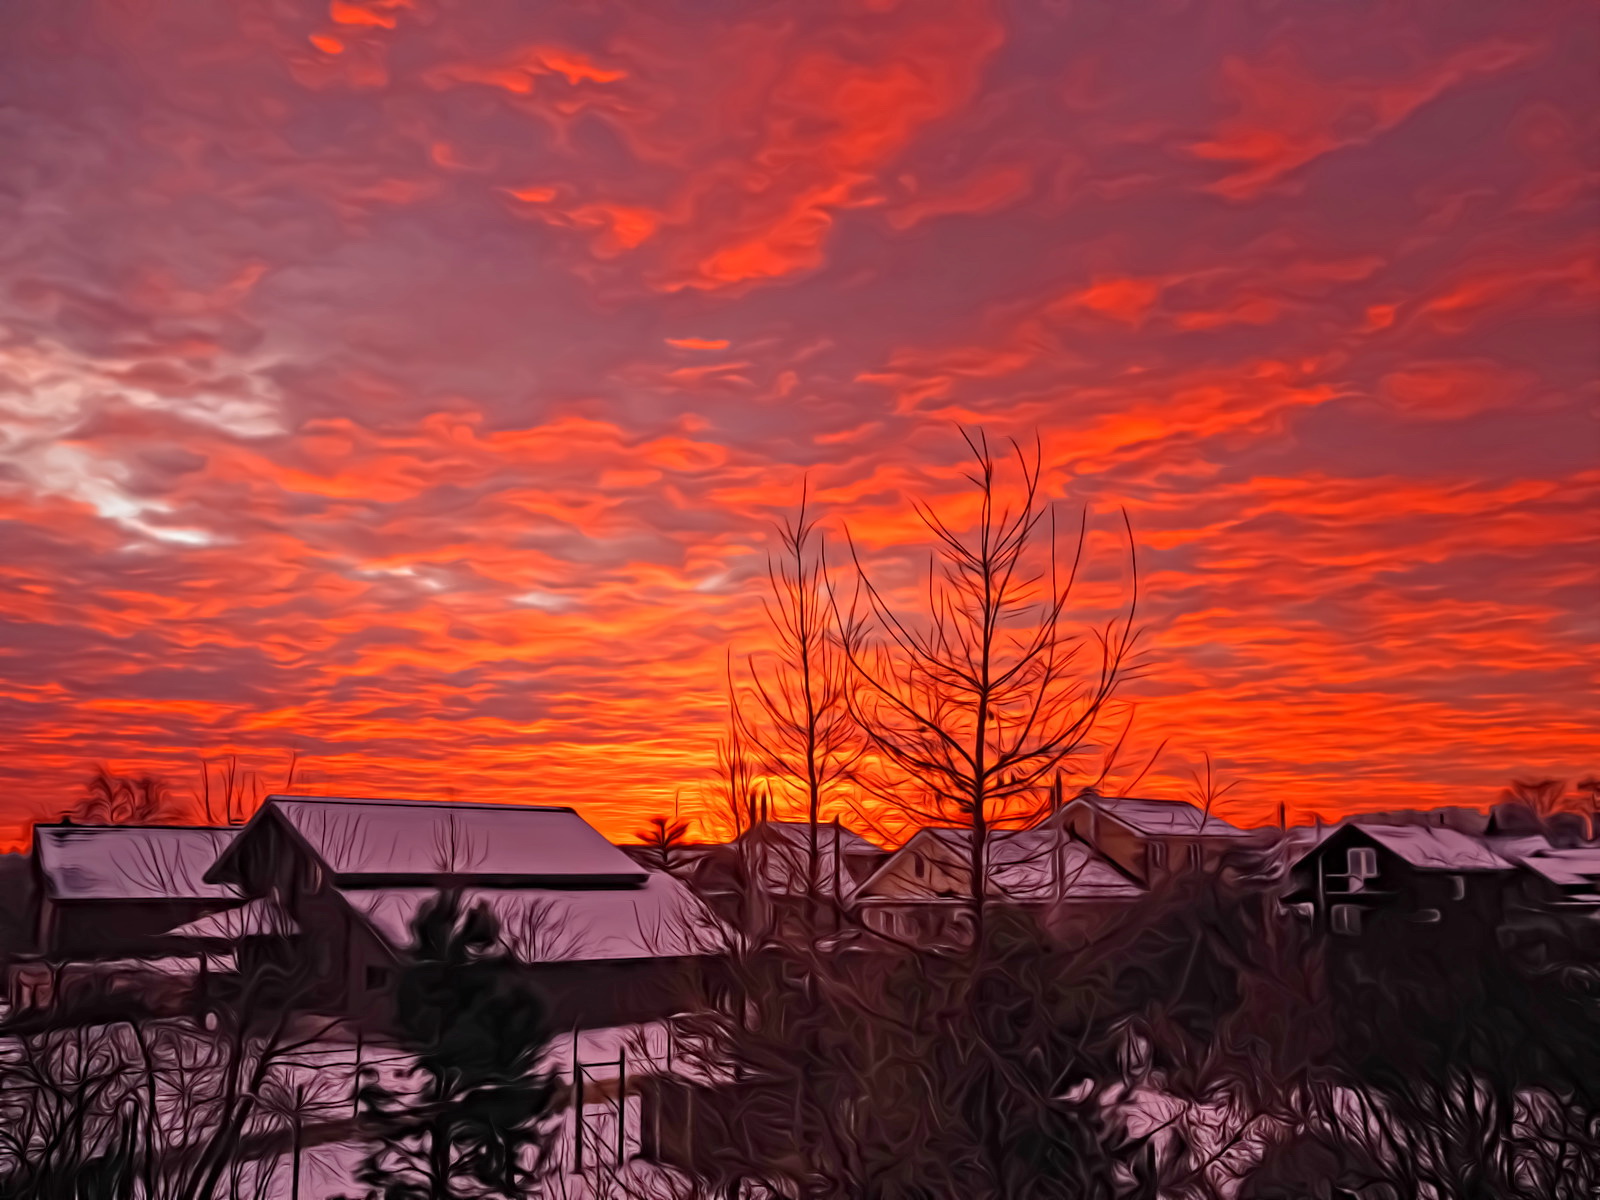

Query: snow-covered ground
[0,1018,689,1200]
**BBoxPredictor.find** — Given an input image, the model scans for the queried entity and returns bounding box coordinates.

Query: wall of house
[0,852,34,960]
[1062,806,1148,880]
[45,898,238,960]
[1299,831,1513,940]
[230,818,364,1012]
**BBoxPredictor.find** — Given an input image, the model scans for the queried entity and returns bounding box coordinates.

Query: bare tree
[837,430,1141,946]
[706,665,762,844]
[1185,752,1239,832]
[73,767,180,825]
[736,486,863,923]
[635,816,692,874]
[192,753,298,827]
[1500,777,1571,820]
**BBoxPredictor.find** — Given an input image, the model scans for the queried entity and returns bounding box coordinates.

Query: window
[1449,874,1466,901]
[1187,843,1203,869]
[913,856,925,879]
[365,965,392,991]
[1149,842,1168,869]
[1330,905,1362,936]
[1346,847,1378,879]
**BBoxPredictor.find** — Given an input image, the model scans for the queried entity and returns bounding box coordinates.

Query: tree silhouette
[635,815,692,874]
[71,765,179,824]
[736,485,863,925]
[352,891,558,1200]
[837,430,1140,946]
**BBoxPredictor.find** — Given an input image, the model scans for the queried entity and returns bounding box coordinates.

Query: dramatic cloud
[0,0,1593,844]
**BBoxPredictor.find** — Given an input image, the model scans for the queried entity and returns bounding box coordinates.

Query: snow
[1065,794,1251,838]
[34,825,241,901]
[1358,824,1516,871]
[212,795,648,883]
[339,873,730,962]
[166,895,299,940]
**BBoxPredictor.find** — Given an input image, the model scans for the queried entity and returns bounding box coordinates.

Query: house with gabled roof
[852,825,1144,946]
[28,823,243,960]
[1284,822,1521,937]
[1053,789,1255,883]
[686,819,888,935]
[202,795,728,1030]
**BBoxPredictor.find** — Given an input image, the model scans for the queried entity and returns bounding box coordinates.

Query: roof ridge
[265,794,576,814]
[38,823,240,832]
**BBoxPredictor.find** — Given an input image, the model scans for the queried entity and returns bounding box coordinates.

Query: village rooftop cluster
[8,786,1600,1016]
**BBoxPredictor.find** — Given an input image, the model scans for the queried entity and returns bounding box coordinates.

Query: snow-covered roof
[340,872,727,963]
[210,795,647,884]
[1507,847,1600,889]
[1357,825,1515,872]
[35,825,240,901]
[856,826,1143,903]
[1064,794,1249,838]
[165,896,298,941]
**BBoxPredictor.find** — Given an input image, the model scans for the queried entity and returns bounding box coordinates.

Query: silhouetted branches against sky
[837,428,1142,941]
[735,482,864,914]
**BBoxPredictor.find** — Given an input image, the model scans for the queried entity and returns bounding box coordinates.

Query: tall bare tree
[838,430,1140,946]
[736,486,863,919]
[707,662,761,844]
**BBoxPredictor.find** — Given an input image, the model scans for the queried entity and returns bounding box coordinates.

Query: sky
[0,0,1595,846]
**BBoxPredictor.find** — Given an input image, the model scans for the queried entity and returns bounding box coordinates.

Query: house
[28,823,242,960]
[1053,789,1255,883]
[1510,846,1600,910]
[201,795,727,1030]
[686,820,888,934]
[852,825,1143,945]
[1284,823,1519,937]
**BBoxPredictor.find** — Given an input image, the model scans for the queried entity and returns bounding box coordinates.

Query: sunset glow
[0,0,1594,845]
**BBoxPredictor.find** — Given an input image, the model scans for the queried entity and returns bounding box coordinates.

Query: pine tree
[353,891,558,1200]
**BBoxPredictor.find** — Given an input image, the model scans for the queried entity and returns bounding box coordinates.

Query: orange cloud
[1192,40,1538,199]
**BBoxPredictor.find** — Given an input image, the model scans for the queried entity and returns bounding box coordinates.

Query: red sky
[0,0,1595,846]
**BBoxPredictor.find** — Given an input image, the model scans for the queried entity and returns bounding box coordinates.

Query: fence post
[351,1026,364,1119]
[617,1048,628,1167]
[572,1028,583,1174]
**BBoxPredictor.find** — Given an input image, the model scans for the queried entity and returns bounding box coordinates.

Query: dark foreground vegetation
[6,847,1600,1200]
[643,844,1600,1200]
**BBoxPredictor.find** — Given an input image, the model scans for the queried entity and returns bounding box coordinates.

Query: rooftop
[209,795,648,885]
[1065,792,1250,838]
[34,825,241,902]
[1356,824,1516,872]
[341,872,727,962]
